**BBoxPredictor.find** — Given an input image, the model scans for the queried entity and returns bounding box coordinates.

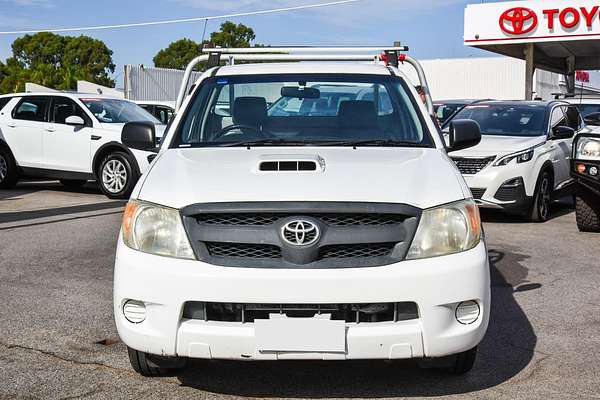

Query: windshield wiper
[216,139,309,147]
[317,139,423,147]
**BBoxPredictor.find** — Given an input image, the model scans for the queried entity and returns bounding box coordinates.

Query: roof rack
[174,45,433,116]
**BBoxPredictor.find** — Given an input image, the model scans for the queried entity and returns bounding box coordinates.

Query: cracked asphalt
[1,181,599,399]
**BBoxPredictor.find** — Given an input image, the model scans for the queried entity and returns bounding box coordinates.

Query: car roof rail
[174,43,434,116]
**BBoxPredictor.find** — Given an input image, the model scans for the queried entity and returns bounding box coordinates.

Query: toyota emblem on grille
[281,220,320,246]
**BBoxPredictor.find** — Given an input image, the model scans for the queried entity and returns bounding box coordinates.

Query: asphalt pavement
[0,181,598,400]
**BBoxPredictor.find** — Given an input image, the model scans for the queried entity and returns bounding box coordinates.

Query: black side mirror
[122,121,157,152]
[552,125,576,140]
[448,119,481,152]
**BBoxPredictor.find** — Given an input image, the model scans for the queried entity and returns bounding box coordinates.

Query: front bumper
[463,168,533,213]
[114,239,490,361]
[572,158,600,197]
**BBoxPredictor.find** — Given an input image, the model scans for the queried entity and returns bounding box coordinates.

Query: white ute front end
[113,47,490,376]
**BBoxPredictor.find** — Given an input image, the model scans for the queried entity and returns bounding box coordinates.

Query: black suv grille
[451,156,496,175]
[183,301,419,323]
[181,202,421,269]
[470,188,486,199]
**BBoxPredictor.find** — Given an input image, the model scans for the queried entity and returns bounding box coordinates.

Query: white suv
[446,100,588,221]
[114,47,490,376]
[0,93,165,198]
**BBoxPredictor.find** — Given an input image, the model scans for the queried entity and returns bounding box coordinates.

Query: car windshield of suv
[173,74,432,148]
[574,103,600,117]
[80,98,161,124]
[450,104,547,137]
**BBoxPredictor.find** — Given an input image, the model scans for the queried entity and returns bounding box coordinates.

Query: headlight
[493,147,535,166]
[121,200,195,260]
[576,137,600,160]
[406,199,481,260]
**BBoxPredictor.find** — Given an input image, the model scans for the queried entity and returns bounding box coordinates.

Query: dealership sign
[465,0,600,45]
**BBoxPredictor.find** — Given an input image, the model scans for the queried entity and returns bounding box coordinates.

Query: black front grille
[183,301,419,323]
[452,156,496,175]
[319,243,395,259]
[470,188,486,199]
[207,243,281,259]
[196,213,404,227]
[181,202,421,269]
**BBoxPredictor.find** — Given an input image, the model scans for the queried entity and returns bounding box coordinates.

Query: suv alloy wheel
[98,152,138,199]
[530,171,552,222]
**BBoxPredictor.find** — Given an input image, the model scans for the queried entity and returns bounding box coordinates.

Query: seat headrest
[233,97,267,126]
[338,100,377,129]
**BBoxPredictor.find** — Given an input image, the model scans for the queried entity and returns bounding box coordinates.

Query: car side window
[563,105,581,131]
[549,106,566,130]
[155,106,174,124]
[13,97,49,122]
[51,97,90,125]
[0,97,12,112]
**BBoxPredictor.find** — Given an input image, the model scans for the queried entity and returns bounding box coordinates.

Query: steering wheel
[214,124,273,140]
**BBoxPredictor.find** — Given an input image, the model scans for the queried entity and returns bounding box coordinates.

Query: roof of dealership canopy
[464,0,600,73]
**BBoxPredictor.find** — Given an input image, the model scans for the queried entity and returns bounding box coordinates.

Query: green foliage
[153,21,260,70]
[0,32,115,94]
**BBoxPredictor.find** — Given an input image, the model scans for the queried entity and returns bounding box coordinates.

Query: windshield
[172,74,433,148]
[451,104,547,137]
[80,98,161,124]
[574,103,600,117]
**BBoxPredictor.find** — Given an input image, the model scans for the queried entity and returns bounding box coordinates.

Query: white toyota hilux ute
[0,93,165,198]
[114,47,490,376]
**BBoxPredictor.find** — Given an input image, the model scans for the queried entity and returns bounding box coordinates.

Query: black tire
[417,346,478,374]
[0,146,19,189]
[449,346,478,374]
[575,194,600,232]
[97,151,138,199]
[59,179,87,188]
[127,346,186,377]
[529,170,553,222]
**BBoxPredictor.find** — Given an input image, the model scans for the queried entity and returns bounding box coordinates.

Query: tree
[0,32,115,94]
[153,21,259,70]
[153,38,202,70]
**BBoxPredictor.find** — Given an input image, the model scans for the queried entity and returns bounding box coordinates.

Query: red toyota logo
[499,7,538,35]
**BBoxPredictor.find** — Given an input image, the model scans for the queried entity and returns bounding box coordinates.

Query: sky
[0,0,509,87]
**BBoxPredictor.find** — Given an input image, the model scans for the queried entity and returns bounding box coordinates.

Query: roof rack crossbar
[175,46,434,116]
[202,46,409,54]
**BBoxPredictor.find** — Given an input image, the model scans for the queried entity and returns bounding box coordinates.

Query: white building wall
[400,57,566,101]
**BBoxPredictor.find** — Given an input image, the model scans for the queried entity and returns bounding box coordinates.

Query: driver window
[550,106,566,130]
[51,97,89,125]
[563,106,581,130]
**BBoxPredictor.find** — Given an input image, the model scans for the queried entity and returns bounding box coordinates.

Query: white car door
[547,105,572,187]
[43,97,93,173]
[2,96,48,168]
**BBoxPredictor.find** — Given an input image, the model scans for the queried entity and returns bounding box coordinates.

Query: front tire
[127,347,186,377]
[575,194,600,232]
[529,171,552,222]
[98,152,138,199]
[0,146,19,189]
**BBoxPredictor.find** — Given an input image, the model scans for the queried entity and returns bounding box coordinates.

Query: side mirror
[65,115,85,126]
[448,119,481,152]
[552,125,575,140]
[122,121,156,152]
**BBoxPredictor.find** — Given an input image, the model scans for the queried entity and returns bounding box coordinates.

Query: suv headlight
[493,147,535,166]
[576,137,600,160]
[406,199,481,260]
[121,200,195,260]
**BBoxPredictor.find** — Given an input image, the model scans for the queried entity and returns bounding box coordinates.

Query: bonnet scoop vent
[257,155,325,172]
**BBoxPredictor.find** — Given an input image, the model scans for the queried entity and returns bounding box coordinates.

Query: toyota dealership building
[402,0,600,101]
